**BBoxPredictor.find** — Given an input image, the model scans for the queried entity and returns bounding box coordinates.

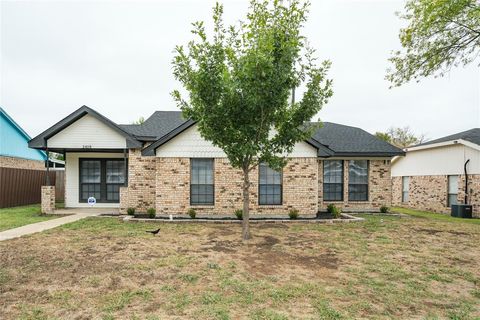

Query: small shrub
[288,209,299,219]
[327,204,341,219]
[127,208,135,216]
[234,209,243,220]
[326,204,335,213]
[187,208,196,219]
[380,206,390,213]
[147,208,156,219]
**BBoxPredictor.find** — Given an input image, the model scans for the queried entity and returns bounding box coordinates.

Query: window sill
[258,204,284,208]
[190,205,215,208]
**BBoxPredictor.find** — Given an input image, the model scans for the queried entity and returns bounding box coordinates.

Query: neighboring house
[392,128,480,217]
[0,107,65,208]
[29,105,403,214]
[1,107,46,170]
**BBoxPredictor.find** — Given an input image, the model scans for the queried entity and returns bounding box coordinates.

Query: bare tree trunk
[242,167,251,240]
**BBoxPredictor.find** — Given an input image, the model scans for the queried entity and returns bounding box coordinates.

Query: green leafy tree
[172,0,333,240]
[387,0,480,87]
[375,126,427,148]
[132,117,145,125]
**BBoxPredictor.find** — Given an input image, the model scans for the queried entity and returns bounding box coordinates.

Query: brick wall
[155,157,319,215]
[41,186,55,214]
[0,156,45,170]
[319,159,392,212]
[394,175,480,217]
[123,153,394,215]
[156,158,191,214]
[125,149,157,212]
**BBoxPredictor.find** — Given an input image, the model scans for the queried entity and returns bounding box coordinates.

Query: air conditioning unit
[451,204,473,219]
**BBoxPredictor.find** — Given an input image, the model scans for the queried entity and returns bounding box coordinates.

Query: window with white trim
[447,175,458,207]
[402,176,409,203]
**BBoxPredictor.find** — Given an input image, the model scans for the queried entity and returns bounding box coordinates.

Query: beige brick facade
[41,186,55,214]
[393,175,480,217]
[319,159,392,212]
[118,150,394,215]
[124,149,157,212]
[155,157,318,215]
[0,156,45,170]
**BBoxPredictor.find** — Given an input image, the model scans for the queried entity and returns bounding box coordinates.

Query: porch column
[45,144,50,186]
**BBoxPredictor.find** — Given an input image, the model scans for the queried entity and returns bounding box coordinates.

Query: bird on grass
[146,228,160,235]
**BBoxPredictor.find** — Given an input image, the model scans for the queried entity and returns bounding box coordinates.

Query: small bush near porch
[0,211,479,319]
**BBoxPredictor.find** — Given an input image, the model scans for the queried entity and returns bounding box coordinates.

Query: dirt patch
[414,228,469,236]
[0,217,479,319]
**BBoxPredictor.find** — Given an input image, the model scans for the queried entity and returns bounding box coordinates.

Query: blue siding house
[1,107,46,161]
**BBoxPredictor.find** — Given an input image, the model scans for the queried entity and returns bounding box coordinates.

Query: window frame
[79,158,127,203]
[348,160,369,202]
[323,160,344,202]
[258,163,283,206]
[447,175,459,207]
[190,158,215,206]
[402,176,409,203]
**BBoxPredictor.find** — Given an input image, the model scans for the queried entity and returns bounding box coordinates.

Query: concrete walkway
[0,208,115,241]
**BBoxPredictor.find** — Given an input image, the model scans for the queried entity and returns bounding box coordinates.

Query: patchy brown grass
[0,214,479,319]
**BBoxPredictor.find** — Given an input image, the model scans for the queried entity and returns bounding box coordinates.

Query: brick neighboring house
[29,106,404,214]
[392,128,480,217]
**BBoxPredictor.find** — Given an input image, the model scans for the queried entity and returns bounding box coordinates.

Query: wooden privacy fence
[0,168,64,208]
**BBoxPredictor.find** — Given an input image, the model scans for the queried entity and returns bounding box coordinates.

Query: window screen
[190,159,214,205]
[323,160,343,201]
[106,160,124,201]
[80,160,101,201]
[258,163,282,205]
[402,176,409,203]
[348,160,368,201]
[447,175,458,207]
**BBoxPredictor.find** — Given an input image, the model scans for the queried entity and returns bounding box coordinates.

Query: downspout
[45,140,50,186]
[123,148,128,187]
[464,159,470,204]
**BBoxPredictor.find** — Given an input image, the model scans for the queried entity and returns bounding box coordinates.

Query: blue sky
[1,0,479,139]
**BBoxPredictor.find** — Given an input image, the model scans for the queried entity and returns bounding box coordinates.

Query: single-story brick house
[392,128,480,217]
[29,106,403,214]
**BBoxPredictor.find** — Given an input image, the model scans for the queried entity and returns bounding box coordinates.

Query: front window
[447,175,458,207]
[348,160,368,201]
[80,160,101,201]
[79,158,125,203]
[106,160,125,201]
[190,159,214,205]
[402,176,409,203]
[323,160,343,201]
[258,163,282,205]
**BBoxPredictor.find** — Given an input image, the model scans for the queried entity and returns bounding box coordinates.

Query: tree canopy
[387,0,480,87]
[172,0,333,239]
[375,126,427,148]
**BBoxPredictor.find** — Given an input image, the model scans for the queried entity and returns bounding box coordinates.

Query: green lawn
[393,206,480,225]
[0,210,479,319]
[0,205,60,232]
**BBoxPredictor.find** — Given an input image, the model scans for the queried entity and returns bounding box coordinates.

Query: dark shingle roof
[120,111,188,141]
[414,128,480,147]
[133,111,403,157]
[310,122,404,156]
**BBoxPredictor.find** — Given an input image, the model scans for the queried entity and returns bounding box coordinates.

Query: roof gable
[29,105,142,150]
[141,115,403,157]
